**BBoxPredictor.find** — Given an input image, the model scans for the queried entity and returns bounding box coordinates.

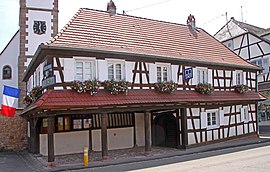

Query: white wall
[0,32,19,106]
[26,10,53,56]
[40,127,134,155]
[26,0,54,9]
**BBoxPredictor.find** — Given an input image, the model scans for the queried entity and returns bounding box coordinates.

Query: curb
[47,138,270,172]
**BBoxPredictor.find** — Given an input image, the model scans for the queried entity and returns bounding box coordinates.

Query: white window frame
[107,61,125,81]
[235,70,243,85]
[197,67,208,84]
[74,59,95,81]
[206,109,219,129]
[156,64,170,82]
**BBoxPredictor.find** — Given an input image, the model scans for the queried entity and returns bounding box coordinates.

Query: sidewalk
[18,135,270,172]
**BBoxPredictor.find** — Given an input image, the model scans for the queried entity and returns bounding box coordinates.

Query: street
[74,143,270,172]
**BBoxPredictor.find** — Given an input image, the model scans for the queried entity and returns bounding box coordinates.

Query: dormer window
[2,65,12,80]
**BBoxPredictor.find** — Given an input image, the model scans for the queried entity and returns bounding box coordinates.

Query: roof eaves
[0,30,19,56]
[47,44,261,71]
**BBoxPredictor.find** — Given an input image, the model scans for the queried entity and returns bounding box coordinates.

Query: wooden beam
[47,116,55,162]
[144,111,151,154]
[29,118,40,154]
[181,108,188,149]
[101,113,108,160]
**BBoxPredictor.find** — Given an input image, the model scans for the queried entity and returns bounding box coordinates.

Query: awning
[21,90,266,117]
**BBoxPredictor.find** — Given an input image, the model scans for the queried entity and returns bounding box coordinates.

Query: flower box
[23,86,42,106]
[104,80,129,95]
[234,84,249,94]
[195,83,214,95]
[70,80,100,95]
[154,81,176,93]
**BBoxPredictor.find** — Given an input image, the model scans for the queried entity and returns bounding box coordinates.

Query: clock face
[33,21,46,35]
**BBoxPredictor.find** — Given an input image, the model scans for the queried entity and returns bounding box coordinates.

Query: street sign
[184,68,193,81]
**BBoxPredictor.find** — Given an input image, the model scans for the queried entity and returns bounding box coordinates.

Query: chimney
[107,0,116,15]
[187,14,196,29]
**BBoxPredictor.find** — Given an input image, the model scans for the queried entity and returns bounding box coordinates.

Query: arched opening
[3,65,12,80]
[153,113,177,148]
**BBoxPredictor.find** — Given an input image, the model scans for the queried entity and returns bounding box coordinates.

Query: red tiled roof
[46,8,257,69]
[22,90,266,114]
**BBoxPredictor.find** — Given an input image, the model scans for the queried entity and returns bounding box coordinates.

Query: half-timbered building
[215,17,270,92]
[21,9,265,162]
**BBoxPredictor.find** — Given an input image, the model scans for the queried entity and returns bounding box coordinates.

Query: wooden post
[29,118,40,154]
[101,113,108,160]
[47,116,55,163]
[144,111,151,154]
[181,108,188,149]
[89,127,92,152]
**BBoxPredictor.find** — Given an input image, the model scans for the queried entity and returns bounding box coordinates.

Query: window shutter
[208,69,212,85]
[171,65,178,83]
[63,58,75,82]
[149,63,157,83]
[240,107,245,122]
[200,112,207,129]
[242,72,246,85]
[232,71,236,85]
[125,61,134,82]
[97,60,108,80]
[219,110,225,126]
[192,67,198,85]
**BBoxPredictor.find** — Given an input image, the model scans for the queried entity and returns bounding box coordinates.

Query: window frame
[235,70,244,85]
[107,61,125,81]
[156,64,170,82]
[197,68,208,84]
[206,109,219,128]
[2,65,12,80]
[74,59,95,81]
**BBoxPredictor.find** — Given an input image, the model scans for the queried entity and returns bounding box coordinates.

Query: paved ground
[0,123,270,172]
[129,144,270,172]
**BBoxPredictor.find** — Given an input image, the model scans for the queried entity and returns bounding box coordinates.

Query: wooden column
[89,127,92,152]
[144,111,151,154]
[29,118,40,154]
[47,116,55,162]
[101,113,108,160]
[181,108,188,149]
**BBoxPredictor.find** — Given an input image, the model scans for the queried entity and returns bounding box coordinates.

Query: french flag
[1,86,21,118]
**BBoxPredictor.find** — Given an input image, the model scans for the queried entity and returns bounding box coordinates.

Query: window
[206,110,219,127]
[157,65,169,82]
[56,116,71,132]
[235,71,243,85]
[75,61,94,81]
[72,115,92,130]
[251,58,270,74]
[240,106,249,122]
[2,65,12,80]
[108,62,123,80]
[197,68,208,83]
[40,118,48,134]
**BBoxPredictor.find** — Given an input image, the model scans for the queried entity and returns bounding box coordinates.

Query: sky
[0,0,269,53]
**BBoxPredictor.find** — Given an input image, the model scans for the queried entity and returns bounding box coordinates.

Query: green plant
[84,80,100,95]
[154,81,176,93]
[104,80,129,95]
[234,84,248,94]
[195,83,214,95]
[23,86,43,106]
[70,80,85,93]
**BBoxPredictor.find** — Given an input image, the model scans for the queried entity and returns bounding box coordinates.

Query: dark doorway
[153,113,177,148]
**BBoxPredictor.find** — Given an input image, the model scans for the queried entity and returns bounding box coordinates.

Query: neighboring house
[21,8,265,163]
[0,0,58,150]
[215,17,270,91]
[215,17,270,120]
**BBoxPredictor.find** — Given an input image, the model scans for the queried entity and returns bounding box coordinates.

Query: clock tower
[18,0,58,107]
